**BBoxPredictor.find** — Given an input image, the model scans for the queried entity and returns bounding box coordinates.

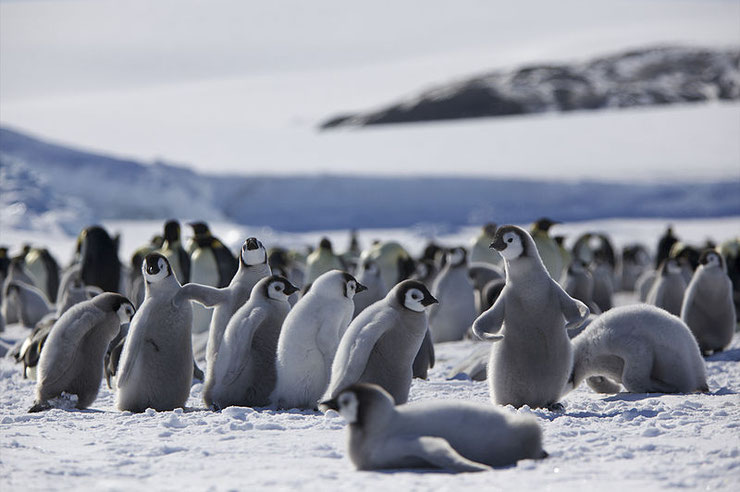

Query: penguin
[158,220,190,284]
[468,262,504,315]
[23,247,60,304]
[635,268,658,303]
[530,218,564,280]
[341,229,362,272]
[568,304,708,394]
[619,244,651,292]
[320,383,546,472]
[352,259,385,318]
[205,276,298,409]
[323,280,437,405]
[359,241,415,293]
[656,226,679,269]
[202,238,272,381]
[410,258,438,287]
[411,329,435,380]
[5,280,53,328]
[78,225,121,293]
[647,258,687,316]
[563,260,601,315]
[271,270,365,410]
[481,278,506,314]
[2,259,36,325]
[590,257,614,312]
[128,235,163,308]
[670,242,701,285]
[428,247,476,343]
[472,225,589,410]
[28,293,135,412]
[304,237,345,285]
[104,323,128,389]
[681,250,736,355]
[553,235,572,278]
[469,223,502,266]
[115,253,228,412]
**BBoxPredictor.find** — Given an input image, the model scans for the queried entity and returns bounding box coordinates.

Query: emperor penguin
[78,225,121,293]
[203,238,272,372]
[647,258,686,316]
[128,235,163,307]
[590,257,614,312]
[205,275,298,409]
[553,236,572,278]
[428,247,476,343]
[271,270,365,410]
[304,237,345,285]
[656,226,679,269]
[681,250,736,355]
[116,253,228,412]
[5,280,53,328]
[469,223,502,266]
[619,244,651,292]
[188,222,238,336]
[320,383,546,472]
[530,218,564,280]
[29,293,135,412]
[322,280,437,405]
[568,304,708,394]
[563,260,601,315]
[158,220,190,284]
[2,259,37,325]
[359,241,416,293]
[353,259,385,318]
[24,247,60,304]
[468,262,504,315]
[472,225,589,410]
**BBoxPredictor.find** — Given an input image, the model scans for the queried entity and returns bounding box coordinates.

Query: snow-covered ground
[1,217,739,490]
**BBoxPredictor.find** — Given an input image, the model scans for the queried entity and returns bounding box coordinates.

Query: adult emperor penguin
[271,270,365,410]
[304,237,345,285]
[469,223,502,265]
[203,237,272,371]
[530,218,564,280]
[322,280,437,405]
[359,241,416,293]
[24,247,60,303]
[116,253,227,412]
[78,225,121,293]
[29,293,134,412]
[656,226,679,269]
[205,276,298,409]
[352,259,385,318]
[429,247,476,343]
[321,383,546,472]
[568,304,708,394]
[188,222,237,288]
[647,258,687,316]
[473,225,589,410]
[158,220,190,284]
[681,250,736,355]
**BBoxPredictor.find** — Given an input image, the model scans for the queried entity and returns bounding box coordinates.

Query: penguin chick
[29,293,134,412]
[568,304,708,394]
[321,383,547,472]
[272,270,365,410]
[323,280,437,405]
[563,260,601,315]
[205,276,297,409]
[647,258,687,316]
[473,225,589,411]
[353,259,385,318]
[681,250,736,355]
[6,280,53,328]
[429,247,476,343]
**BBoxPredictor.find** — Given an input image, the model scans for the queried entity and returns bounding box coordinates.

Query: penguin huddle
[1,218,736,474]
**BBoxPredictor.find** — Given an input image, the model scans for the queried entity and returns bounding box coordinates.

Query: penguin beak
[245,237,259,251]
[421,293,438,306]
[490,236,506,252]
[355,282,368,293]
[318,397,339,412]
[284,283,300,296]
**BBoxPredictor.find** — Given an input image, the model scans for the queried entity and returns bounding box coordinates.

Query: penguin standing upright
[159,220,190,284]
[23,248,60,304]
[78,226,121,294]
[470,223,501,266]
[656,226,679,269]
[530,218,564,280]
[304,238,345,285]
[647,258,687,316]
[429,247,476,343]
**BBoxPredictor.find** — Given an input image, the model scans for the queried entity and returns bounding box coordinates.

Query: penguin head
[142,253,172,284]
[395,280,437,312]
[319,383,394,426]
[699,250,723,270]
[263,275,299,300]
[188,222,211,237]
[532,217,560,233]
[341,272,366,299]
[446,247,467,267]
[241,237,267,266]
[482,222,497,237]
[490,225,527,261]
[362,260,380,277]
[414,260,430,280]
[319,237,333,252]
[569,259,588,274]
[310,270,366,300]
[163,220,181,243]
[115,298,136,324]
[94,293,135,324]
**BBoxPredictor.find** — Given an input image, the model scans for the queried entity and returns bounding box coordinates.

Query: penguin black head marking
[658,258,681,276]
[447,247,467,267]
[241,237,267,266]
[143,253,172,283]
[320,383,391,427]
[490,225,527,260]
[341,272,366,299]
[319,237,333,251]
[363,260,379,276]
[264,275,299,300]
[532,217,560,233]
[483,222,497,237]
[163,220,181,243]
[188,222,211,237]
[94,293,136,323]
[699,250,723,269]
[395,280,437,312]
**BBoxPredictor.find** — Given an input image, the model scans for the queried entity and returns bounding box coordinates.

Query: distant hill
[321,46,740,128]
[1,126,739,235]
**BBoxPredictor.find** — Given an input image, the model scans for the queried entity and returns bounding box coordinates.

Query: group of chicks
[1,218,737,472]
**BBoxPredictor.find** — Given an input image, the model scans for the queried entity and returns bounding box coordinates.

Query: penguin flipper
[176,284,229,308]
[471,293,505,341]
[40,311,100,390]
[219,308,267,387]
[554,282,590,330]
[377,436,491,473]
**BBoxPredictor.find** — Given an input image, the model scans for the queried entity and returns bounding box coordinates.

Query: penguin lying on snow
[321,383,547,472]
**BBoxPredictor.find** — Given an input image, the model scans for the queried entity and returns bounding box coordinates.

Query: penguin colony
[1,219,737,473]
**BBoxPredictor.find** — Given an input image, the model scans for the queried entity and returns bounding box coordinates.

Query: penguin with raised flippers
[473,225,589,411]
[681,250,736,355]
[320,383,547,472]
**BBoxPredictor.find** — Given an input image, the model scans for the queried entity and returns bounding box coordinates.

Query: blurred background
[1,0,739,235]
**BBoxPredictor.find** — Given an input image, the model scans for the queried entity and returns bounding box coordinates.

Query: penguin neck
[144,275,180,298]
[231,261,270,290]
[504,256,550,284]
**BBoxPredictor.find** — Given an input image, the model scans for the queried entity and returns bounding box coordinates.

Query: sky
[1,0,739,178]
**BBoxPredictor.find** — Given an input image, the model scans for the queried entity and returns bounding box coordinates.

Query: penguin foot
[546,402,565,413]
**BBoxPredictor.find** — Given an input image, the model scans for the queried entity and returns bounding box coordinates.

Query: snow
[1,217,739,490]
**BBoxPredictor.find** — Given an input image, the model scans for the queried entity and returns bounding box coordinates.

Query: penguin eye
[507,238,513,243]
[275,284,283,292]
[411,292,420,300]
